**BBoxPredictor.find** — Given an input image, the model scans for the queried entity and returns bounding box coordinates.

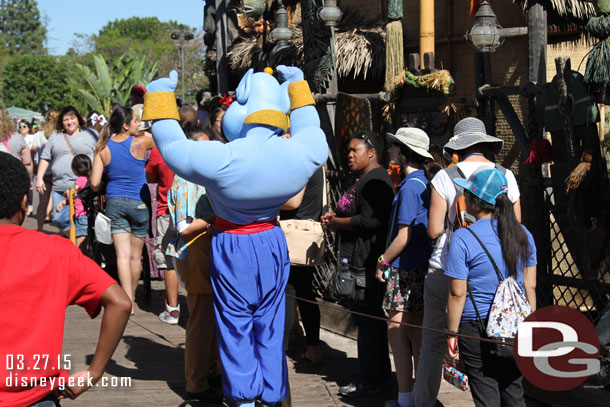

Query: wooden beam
[215,0,229,95]
[313,92,389,104]
[478,82,543,97]
[495,95,530,155]
[528,2,547,139]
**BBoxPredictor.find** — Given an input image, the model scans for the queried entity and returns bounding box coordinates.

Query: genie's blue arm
[275,66,328,169]
[288,105,328,169]
[151,119,229,186]
[145,70,229,186]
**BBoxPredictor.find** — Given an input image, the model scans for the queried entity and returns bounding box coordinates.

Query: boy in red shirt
[0,152,131,407]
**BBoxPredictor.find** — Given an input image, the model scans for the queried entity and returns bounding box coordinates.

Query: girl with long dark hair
[375,128,434,407]
[445,168,536,407]
[90,106,154,314]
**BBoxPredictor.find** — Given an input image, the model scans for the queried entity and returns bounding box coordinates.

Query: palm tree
[75,51,158,117]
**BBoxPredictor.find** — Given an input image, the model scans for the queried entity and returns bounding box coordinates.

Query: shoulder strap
[444,165,461,187]
[494,162,507,174]
[466,282,487,331]
[409,177,427,189]
[83,127,99,140]
[464,226,500,330]
[63,133,75,156]
[464,227,504,282]
[386,176,426,249]
[321,166,328,214]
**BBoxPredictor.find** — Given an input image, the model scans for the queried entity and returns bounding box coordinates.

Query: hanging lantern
[318,0,342,27]
[465,1,504,52]
[271,5,292,42]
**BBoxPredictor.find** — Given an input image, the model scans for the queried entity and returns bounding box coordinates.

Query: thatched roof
[225,7,385,80]
[513,0,597,20]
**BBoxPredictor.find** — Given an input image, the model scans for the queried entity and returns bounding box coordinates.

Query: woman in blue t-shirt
[375,127,435,407]
[445,168,536,407]
[90,106,154,314]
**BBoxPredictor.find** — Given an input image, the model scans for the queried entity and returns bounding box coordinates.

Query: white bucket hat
[443,117,503,155]
[386,127,433,160]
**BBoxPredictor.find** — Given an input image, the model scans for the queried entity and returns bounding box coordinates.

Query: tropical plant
[75,52,157,116]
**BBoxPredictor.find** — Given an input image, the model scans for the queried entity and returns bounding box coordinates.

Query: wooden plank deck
[24,215,475,407]
[58,280,475,407]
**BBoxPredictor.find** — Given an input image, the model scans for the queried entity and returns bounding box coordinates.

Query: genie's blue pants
[210,226,290,403]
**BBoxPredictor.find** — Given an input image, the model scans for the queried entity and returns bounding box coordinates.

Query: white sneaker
[158,299,180,324]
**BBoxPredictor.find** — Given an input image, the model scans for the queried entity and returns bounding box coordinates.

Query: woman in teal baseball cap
[444,168,537,407]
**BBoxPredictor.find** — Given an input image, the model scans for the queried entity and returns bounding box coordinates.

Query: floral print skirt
[383,266,427,312]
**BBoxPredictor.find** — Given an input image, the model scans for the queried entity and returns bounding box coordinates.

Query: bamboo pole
[68,187,76,245]
[420,0,435,69]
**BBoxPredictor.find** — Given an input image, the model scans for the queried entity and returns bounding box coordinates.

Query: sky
[37,0,206,56]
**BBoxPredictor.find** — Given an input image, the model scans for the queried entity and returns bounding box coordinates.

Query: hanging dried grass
[512,0,596,20]
[565,151,594,193]
[384,21,404,91]
[224,6,385,80]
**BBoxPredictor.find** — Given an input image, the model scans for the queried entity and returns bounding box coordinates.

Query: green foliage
[2,55,72,112]
[91,16,180,65]
[83,16,206,104]
[75,52,158,117]
[0,0,47,55]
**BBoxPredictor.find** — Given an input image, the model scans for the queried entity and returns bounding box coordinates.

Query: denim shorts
[105,196,150,238]
[74,215,88,237]
[52,190,70,231]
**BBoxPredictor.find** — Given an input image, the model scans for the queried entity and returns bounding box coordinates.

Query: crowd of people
[0,67,538,407]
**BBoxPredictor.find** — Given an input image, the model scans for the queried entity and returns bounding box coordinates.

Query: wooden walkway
[26,216,475,407]
[58,279,475,407]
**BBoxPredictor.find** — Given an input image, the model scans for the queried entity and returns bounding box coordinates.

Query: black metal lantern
[318,0,342,27]
[465,1,504,52]
[271,4,291,42]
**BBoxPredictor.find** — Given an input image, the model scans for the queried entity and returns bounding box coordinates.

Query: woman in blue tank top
[90,106,154,314]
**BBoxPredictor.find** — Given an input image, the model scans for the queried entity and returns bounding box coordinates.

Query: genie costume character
[142,66,328,406]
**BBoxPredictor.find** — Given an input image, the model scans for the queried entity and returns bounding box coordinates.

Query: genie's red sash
[215,217,277,235]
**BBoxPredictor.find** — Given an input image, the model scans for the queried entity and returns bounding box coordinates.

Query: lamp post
[465,1,504,131]
[170,24,196,102]
[269,1,292,65]
[318,0,343,96]
[270,3,292,45]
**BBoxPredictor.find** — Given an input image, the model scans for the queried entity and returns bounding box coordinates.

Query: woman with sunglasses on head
[90,106,154,314]
[322,130,395,398]
[445,168,536,407]
[37,106,98,236]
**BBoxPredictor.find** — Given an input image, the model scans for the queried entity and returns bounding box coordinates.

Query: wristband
[288,80,315,110]
[141,92,180,121]
[378,254,390,267]
[447,337,458,354]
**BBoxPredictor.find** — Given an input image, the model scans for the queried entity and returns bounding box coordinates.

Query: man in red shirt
[146,144,179,324]
[0,152,131,407]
